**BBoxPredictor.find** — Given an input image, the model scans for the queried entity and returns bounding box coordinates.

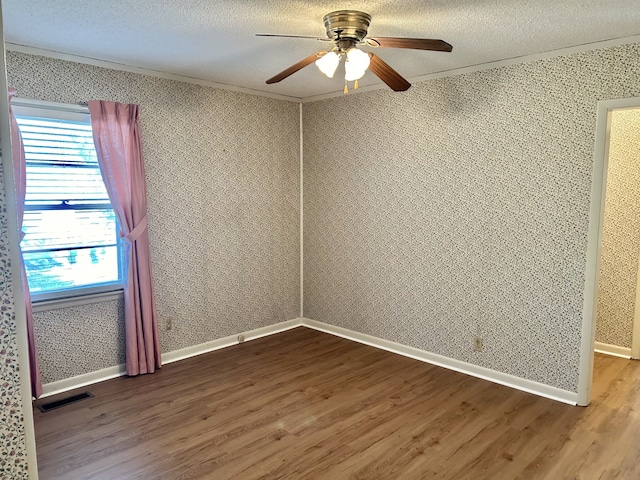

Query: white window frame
[12,98,125,311]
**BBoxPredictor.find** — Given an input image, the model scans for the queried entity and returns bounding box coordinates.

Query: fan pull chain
[343,81,359,94]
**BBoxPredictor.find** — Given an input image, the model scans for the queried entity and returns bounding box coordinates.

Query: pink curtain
[88,101,161,376]
[8,88,42,398]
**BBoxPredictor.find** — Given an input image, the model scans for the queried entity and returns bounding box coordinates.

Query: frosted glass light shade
[347,48,370,71]
[316,52,340,78]
[345,62,365,81]
[345,48,370,81]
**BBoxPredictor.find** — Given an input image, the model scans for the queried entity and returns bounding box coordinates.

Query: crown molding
[5,43,303,103]
[300,34,640,103]
[8,34,640,105]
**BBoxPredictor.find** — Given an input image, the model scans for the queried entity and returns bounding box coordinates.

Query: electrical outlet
[473,336,483,352]
[165,317,174,331]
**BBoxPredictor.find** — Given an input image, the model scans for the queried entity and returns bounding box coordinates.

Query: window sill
[32,290,124,313]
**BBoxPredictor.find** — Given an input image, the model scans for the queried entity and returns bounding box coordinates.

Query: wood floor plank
[33,328,640,479]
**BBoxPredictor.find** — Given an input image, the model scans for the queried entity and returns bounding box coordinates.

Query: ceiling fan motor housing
[323,10,371,42]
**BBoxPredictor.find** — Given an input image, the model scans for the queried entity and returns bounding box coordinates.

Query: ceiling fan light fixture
[344,47,370,81]
[260,9,452,92]
[315,51,340,78]
[344,62,365,81]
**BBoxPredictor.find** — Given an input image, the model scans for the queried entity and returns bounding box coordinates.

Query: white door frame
[578,96,640,406]
[632,238,640,359]
[0,1,39,477]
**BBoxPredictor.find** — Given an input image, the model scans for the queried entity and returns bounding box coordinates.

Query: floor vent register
[37,392,94,413]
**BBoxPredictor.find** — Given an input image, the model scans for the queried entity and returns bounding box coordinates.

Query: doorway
[579,96,640,406]
[594,106,640,358]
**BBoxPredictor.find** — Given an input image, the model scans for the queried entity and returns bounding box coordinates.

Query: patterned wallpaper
[595,109,640,348]
[303,42,640,393]
[7,51,301,384]
[6,43,640,395]
[0,164,29,475]
[33,299,125,382]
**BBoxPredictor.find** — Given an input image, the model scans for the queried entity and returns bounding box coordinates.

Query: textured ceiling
[3,0,640,101]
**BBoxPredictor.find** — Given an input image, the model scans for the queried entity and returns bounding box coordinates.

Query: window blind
[14,109,123,297]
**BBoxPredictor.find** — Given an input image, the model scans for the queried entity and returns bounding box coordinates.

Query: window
[12,100,124,302]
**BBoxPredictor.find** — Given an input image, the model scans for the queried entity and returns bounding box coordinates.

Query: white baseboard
[161,318,302,364]
[301,318,578,405]
[40,318,304,398]
[40,364,127,398]
[41,316,579,405]
[594,341,632,359]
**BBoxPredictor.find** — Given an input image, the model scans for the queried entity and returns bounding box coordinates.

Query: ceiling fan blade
[266,51,328,84]
[366,37,453,52]
[367,53,411,92]
[256,34,332,42]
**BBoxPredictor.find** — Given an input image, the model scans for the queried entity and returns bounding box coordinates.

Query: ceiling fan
[257,10,453,93]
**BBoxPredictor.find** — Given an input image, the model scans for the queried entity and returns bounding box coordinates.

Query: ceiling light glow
[315,52,340,78]
[344,48,370,81]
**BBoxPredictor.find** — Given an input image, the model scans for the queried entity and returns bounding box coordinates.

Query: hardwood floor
[33,327,640,479]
